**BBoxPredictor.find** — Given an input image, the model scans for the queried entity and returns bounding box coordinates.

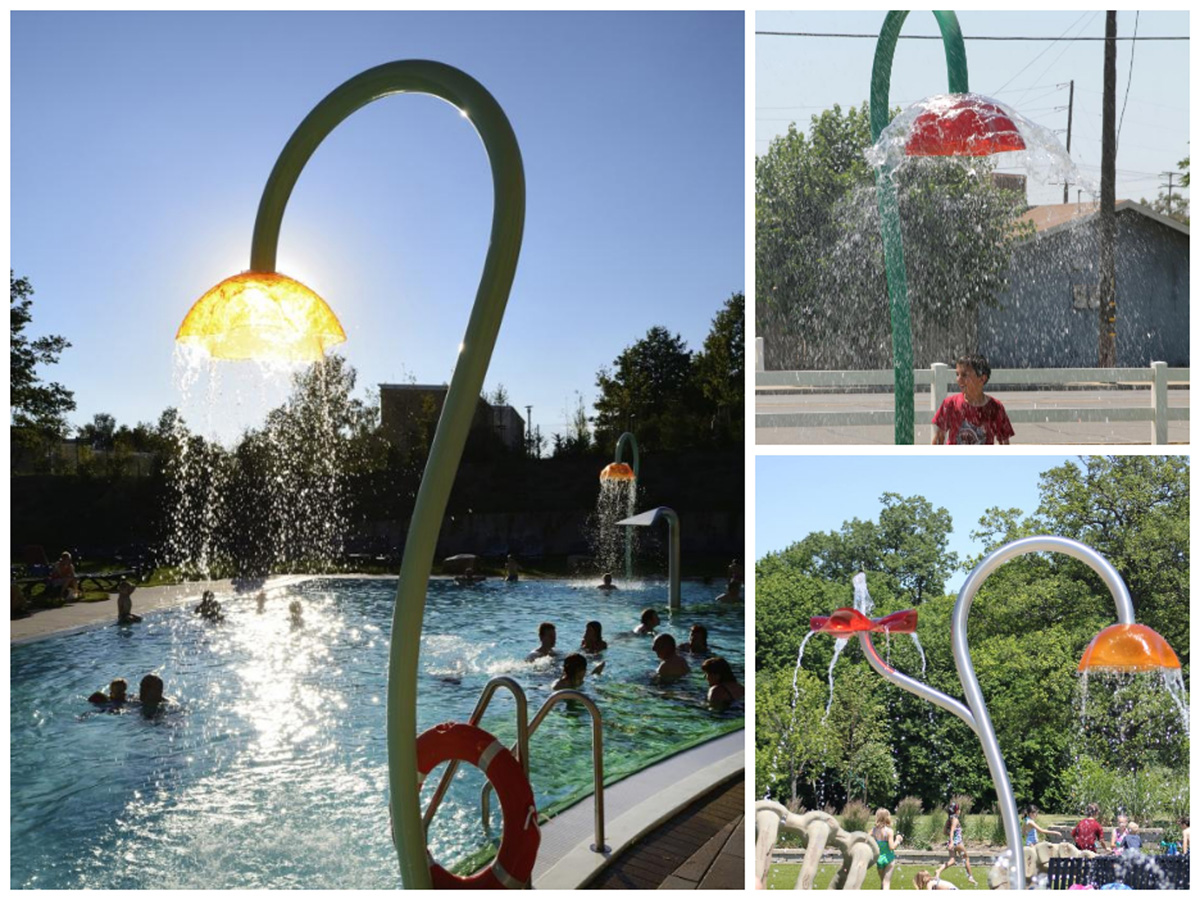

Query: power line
[990,12,1092,97]
[756,31,1186,41]
[1117,11,1139,147]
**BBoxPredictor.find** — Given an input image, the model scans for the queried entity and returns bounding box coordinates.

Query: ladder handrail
[482,688,608,853]
[421,675,530,830]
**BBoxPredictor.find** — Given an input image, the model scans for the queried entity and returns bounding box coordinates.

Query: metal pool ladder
[421,676,608,855]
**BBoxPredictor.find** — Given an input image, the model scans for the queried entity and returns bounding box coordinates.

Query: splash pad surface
[9,578,743,888]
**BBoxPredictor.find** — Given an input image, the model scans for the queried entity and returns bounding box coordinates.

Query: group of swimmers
[525,611,744,711]
[87,673,166,715]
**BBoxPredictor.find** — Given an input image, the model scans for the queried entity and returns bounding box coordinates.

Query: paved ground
[756,388,1189,445]
[585,776,745,890]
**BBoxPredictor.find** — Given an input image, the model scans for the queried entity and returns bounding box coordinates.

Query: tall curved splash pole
[249,61,524,889]
[870,11,968,444]
[614,431,640,580]
[951,536,1134,890]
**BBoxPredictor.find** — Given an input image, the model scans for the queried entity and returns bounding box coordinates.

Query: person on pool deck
[716,579,741,604]
[115,580,142,624]
[702,657,743,710]
[289,600,304,628]
[50,551,82,601]
[505,555,521,582]
[597,572,619,591]
[678,624,710,655]
[137,673,166,715]
[932,353,1014,446]
[652,633,689,683]
[526,622,557,661]
[89,678,129,707]
[634,608,660,635]
[580,620,608,653]
[255,591,267,613]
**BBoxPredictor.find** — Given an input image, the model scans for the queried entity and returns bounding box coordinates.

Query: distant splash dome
[865,92,1097,193]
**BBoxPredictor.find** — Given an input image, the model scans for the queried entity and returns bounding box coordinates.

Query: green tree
[1138,153,1189,225]
[756,667,830,805]
[693,292,744,447]
[78,413,116,450]
[11,271,75,445]
[551,392,594,458]
[756,103,1032,370]
[593,325,703,452]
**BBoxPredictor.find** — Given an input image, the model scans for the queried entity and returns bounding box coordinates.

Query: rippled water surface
[10,578,743,888]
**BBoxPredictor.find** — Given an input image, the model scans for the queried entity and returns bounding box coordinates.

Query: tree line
[756,457,1189,822]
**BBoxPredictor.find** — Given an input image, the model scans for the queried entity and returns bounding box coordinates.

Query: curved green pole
[248,60,524,890]
[613,431,640,580]
[870,11,968,444]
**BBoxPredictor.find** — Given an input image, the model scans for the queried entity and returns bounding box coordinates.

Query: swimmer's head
[690,624,708,645]
[538,621,556,647]
[640,608,660,628]
[585,620,603,641]
[652,633,676,659]
[139,674,164,706]
[602,573,613,586]
[702,657,735,684]
[562,653,587,680]
[109,678,128,703]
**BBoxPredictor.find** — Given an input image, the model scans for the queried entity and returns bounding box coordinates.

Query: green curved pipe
[248,60,525,889]
[613,432,640,580]
[869,11,968,444]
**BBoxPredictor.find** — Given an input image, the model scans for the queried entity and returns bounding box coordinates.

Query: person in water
[454,566,486,586]
[872,807,904,890]
[552,653,588,691]
[195,590,224,622]
[652,633,689,683]
[716,579,741,604]
[137,673,166,714]
[505,555,521,582]
[597,572,618,591]
[701,657,743,710]
[89,678,129,707]
[115,580,143,624]
[527,622,557,661]
[932,353,1014,445]
[634,608,660,636]
[580,620,607,653]
[936,802,977,886]
[678,624,710,655]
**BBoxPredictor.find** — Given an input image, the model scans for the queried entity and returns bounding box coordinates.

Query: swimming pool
[9,578,743,888]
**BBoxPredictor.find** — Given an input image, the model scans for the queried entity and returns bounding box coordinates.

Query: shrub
[951,793,975,817]
[990,814,1008,846]
[926,807,948,848]
[840,799,872,834]
[896,796,923,843]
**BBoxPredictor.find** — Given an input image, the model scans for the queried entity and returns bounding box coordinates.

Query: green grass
[766,863,984,890]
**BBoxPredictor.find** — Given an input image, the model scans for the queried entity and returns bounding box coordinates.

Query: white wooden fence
[755,338,1189,444]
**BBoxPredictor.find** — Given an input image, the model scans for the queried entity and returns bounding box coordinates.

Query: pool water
[9,578,743,889]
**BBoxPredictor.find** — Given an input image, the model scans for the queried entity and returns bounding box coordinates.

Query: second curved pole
[869,11,968,445]
[248,60,525,890]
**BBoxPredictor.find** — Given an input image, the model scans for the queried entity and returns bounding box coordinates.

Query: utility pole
[1160,171,1181,217]
[1062,80,1074,204]
[1098,12,1117,367]
[524,405,533,456]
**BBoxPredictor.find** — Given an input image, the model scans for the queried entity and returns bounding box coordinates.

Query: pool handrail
[482,688,608,854]
[421,675,530,830]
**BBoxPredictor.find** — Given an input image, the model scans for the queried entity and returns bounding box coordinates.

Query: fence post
[930,362,949,416]
[755,337,765,372]
[1150,360,1168,445]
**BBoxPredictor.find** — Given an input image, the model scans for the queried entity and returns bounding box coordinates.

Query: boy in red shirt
[1072,803,1107,852]
[932,353,1014,445]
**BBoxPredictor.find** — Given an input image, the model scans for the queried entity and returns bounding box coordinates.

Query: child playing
[1122,821,1143,853]
[1072,803,1106,852]
[115,580,143,624]
[872,808,903,890]
[935,803,977,886]
[914,871,959,890]
[932,353,1014,445]
[1110,813,1130,853]
[1023,804,1062,845]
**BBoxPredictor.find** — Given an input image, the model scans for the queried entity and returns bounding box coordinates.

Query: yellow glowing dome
[600,462,636,482]
[176,271,346,362]
[1077,623,1181,673]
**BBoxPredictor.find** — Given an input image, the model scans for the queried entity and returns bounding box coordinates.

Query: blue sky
[11,11,744,440]
[755,453,1095,586]
[757,10,1190,207]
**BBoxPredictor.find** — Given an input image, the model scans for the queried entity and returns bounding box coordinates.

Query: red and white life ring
[417,721,540,889]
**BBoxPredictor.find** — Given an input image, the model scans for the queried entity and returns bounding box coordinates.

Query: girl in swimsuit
[1023,804,1062,846]
[935,803,977,886]
[701,657,744,711]
[872,808,903,889]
